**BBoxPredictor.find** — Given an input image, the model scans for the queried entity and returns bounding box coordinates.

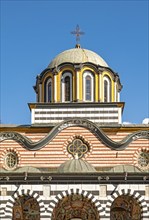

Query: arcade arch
[52,194,100,220]
[12,195,40,220]
[110,195,142,220]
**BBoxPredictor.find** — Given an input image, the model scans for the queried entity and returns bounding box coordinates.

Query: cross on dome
[71,25,85,44]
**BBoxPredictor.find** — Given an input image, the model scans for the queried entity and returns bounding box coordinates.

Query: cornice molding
[0,119,148,151]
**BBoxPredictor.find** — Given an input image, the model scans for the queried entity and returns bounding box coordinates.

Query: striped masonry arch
[47,188,104,219]
[4,188,45,218]
[105,188,148,219]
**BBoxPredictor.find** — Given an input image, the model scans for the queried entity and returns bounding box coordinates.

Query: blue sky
[1,0,148,125]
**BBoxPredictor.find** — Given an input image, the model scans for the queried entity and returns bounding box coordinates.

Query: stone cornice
[0,172,148,184]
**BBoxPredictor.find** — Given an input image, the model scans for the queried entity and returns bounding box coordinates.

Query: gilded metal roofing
[48,47,108,68]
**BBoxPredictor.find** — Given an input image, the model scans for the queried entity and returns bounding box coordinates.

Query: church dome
[57,158,96,173]
[33,43,123,113]
[48,45,109,68]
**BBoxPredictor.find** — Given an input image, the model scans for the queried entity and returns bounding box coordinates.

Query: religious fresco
[12,195,40,220]
[52,194,99,220]
[110,195,141,220]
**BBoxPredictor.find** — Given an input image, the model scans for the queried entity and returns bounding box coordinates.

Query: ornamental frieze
[0,118,149,151]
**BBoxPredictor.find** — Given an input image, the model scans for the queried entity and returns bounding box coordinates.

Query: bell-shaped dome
[57,158,96,173]
[48,45,108,68]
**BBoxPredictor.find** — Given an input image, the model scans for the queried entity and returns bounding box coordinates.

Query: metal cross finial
[71,25,85,44]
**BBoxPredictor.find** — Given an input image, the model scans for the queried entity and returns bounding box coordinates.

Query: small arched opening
[110,195,142,220]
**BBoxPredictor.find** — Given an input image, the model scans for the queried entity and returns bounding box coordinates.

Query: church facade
[0,41,149,220]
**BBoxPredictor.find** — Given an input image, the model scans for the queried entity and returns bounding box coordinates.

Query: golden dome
[48,46,108,68]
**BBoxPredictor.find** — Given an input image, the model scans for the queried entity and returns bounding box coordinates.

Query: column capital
[97,66,104,74]
[74,64,83,71]
[114,74,119,82]
[52,67,59,75]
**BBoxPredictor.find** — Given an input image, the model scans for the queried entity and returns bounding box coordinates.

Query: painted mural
[12,195,40,220]
[52,194,99,220]
[110,195,141,220]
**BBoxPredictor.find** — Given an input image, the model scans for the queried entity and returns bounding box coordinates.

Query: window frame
[83,71,94,102]
[44,77,53,103]
[103,76,111,102]
[61,72,72,102]
[46,77,53,103]
[4,151,18,170]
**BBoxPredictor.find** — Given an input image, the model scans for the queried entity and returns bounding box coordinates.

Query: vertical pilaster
[31,108,35,124]
[118,92,120,102]
[114,81,117,102]
[118,107,122,124]
[52,67,59,102]
[98,71,102,102]
[74,64,82,102]
[95,73,98,102]
[114,75,119,102]
[76,70,80,101]
[54,73,57,102]
[39,84,42,102]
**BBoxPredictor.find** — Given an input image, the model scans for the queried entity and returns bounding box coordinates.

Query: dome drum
[29,102,124,124]
[34,66,122,104]
[31,45,123,125]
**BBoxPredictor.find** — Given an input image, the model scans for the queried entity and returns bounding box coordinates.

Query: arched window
[65,76,70,101]
[47,79,52,102]
[83,71,94,101]
[13,195,40,220]
[62,72,72,102]
[85,75,91,100]
[44,77,53,102]
[104,76,111,102]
